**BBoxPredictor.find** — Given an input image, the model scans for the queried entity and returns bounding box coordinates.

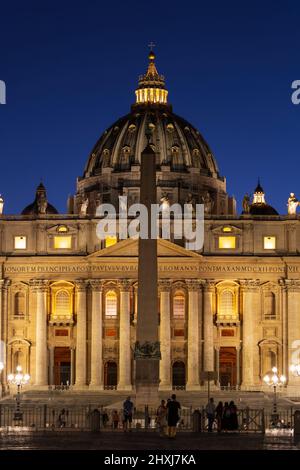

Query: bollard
[192,409,202,433]
[90,409,101,432]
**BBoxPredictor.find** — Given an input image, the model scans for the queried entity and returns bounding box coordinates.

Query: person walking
[58,408,66,428]
[229,400,238,431]
[166,394,181,438]
[123,396,134,432]
[215,401,223,433]
[112,410,119,429]
[156,399,167,436]
[205,397,216,432]
[222,401,231,432]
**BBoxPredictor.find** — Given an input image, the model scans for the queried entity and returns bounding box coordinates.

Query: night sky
[0,0,299,215]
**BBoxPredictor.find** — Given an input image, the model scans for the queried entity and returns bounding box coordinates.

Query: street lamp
[263,366,286,414]
[0,362,4,397]
[7,365,30,421]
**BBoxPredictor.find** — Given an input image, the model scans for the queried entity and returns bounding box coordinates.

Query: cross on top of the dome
[135,47,168,105]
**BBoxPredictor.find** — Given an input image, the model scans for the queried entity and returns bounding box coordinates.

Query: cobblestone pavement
[0,431,299,450]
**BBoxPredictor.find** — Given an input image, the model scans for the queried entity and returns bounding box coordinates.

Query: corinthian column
[285,280,300,388]
[89,280,104,389]
[240,279,260,389]
[74,280,87,388]
[0,280,6,391]
[118,280,132,391]
[186,280,200,390]
[203,280,215,372]
[30,280,49,387]
[158,280,171,391]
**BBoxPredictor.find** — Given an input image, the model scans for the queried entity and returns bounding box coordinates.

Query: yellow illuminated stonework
[14,236,27,249]
[222,226,232,232]
[105,236,117,248]
[264,236,276,249]
[54,236,72,249]
[218,236,236,249]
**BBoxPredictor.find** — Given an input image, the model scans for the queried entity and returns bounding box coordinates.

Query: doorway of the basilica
[172,361,186,388]
[219,347,237,387]
[54,347,71,385]
[104,361,118,388]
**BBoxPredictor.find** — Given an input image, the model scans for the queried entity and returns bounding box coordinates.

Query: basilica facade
[0,51,300,396]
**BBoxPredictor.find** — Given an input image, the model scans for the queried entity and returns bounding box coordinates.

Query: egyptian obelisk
[134,125,160,407]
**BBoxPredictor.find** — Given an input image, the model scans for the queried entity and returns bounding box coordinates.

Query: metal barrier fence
[0,404,295,432]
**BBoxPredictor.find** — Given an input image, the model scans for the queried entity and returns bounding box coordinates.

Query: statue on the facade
[160,192,170,207]
[0,194,4,215]
[37,192,48,215]
[242,193,250,214]
[287,193,299,215]
[80,195,89,216]
[203,191,213,214]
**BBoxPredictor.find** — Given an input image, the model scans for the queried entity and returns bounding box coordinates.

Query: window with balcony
[105,291,117,318]
[173,293,185,318]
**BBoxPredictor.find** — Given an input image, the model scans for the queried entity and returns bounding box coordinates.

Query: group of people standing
[156,394,181,438]
[206,397,238,432]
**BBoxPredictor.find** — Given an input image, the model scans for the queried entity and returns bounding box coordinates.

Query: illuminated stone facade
[0,52,299,396]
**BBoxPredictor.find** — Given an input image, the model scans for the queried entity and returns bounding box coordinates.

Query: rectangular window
[14,236,27,249]
[54,236,72,249]
[218,236,236,249]
[264,236,276,250]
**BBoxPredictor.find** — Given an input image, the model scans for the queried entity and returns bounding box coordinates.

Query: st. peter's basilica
[0,51,300,397]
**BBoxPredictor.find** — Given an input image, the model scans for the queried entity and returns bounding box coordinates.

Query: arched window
[14,292,25,317]
[105,291,117,318]
[56,290,70,316]
[220,290,234,316]
[173,292,185,318]
[264,292,276,319]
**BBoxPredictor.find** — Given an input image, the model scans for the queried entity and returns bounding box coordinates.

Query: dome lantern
[135,46,168,105]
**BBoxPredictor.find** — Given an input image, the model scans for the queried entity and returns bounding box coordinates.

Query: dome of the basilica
[21,183,58,216]
[83,109,219,177]
[246,181,278,216]
[74,51,236,216]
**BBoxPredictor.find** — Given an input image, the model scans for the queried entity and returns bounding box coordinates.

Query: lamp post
[0,361,4,397]
[263,366,286,415]
[7,366,30,421]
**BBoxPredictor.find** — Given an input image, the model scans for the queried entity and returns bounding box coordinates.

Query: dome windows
[128,124,136,133]
[167,123,174,133]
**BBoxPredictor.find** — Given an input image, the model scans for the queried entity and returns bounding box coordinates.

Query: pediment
[88,237,202,259]
[211,224,243,235]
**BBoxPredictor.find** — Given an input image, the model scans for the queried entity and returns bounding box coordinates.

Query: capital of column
[29,279,48,292]
[74,279,88,292]
[89,279,105,291]
[186,279,201,291]
[239,279,260,292]
[118,279,131,291]
[280,279,300,292]
[202,279,215,292]
[158,279,172,293]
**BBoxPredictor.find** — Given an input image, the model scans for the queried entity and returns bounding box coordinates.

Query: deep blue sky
[0,0,299,215]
